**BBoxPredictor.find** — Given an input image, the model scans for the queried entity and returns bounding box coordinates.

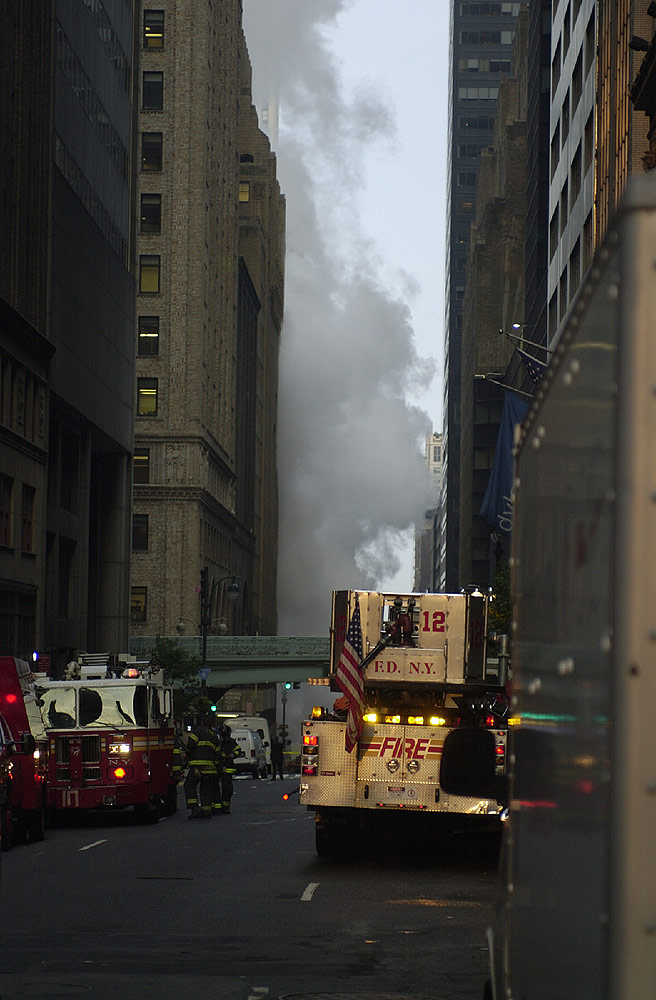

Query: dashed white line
[301,881,320,901]
[78,839,107,852]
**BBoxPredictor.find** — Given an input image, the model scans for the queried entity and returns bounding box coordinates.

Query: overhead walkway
[129,635,331,686]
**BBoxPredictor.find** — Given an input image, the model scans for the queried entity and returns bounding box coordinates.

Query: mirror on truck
[439,728,507,804]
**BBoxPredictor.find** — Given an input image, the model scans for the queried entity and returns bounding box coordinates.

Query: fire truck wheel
[315,823,340,858]
[163,784,178,817]
[0,803,12,852]
[25,805,46,843]
[134,799,160,824]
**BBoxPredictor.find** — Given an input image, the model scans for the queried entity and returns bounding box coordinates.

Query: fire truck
[0,656,48,850]
[37,654,177,822]
[299,590,509,855]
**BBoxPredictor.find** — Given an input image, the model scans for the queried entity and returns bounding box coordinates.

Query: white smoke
[243,0,434,634]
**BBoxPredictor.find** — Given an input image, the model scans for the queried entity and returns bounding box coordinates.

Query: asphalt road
[0,777,498,1000]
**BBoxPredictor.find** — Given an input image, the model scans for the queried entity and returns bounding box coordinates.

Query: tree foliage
[489,556,511,638]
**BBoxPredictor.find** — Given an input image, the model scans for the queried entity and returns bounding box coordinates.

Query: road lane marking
[386,898,485,907]
[301,881,320,901]
[78,839,107,852]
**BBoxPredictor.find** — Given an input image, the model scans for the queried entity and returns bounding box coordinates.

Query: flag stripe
[334,595,364,752]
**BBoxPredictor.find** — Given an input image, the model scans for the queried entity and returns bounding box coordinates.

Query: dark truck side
[0,656,48,849]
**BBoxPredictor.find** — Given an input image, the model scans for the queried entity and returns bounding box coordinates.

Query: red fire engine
[0,656,48,850]
[37,655,177,822]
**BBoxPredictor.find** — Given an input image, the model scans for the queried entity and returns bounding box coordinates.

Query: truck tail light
[495,744,505,768]
[302,732,319,776]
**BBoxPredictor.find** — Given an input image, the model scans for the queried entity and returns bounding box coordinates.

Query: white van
[232,728,268,779]
[226,716,272,773]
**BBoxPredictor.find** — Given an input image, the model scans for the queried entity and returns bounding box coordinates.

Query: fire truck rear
[37,655,177,822]
[0,656,48,850]
[299,590,509,855]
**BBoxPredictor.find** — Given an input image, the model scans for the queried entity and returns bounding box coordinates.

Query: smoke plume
[243,0,434,634]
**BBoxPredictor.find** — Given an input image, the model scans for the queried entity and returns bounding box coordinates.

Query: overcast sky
[242,1,451,634]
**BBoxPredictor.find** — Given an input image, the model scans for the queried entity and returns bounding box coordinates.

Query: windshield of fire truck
[39,685,148,729]
[78,685,148,727]
[40,687,76,729]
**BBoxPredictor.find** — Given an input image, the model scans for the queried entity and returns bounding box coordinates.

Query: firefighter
[184,716,221,818]
[217,724,241,813]
[172,725,186,784]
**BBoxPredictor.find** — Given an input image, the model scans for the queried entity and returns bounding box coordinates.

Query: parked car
[232,728,268,779]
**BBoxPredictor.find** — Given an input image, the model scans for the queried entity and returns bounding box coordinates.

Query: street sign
[198,667,210,680]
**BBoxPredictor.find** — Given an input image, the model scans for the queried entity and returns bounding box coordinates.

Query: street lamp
[199,569,239,687]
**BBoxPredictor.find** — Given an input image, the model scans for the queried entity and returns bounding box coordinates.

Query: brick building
[131,2,284,639]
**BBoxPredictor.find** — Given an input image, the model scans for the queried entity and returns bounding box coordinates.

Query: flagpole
[500,327,554,356]
[480,375,533,400]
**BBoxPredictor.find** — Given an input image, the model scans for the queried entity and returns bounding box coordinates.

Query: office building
[0,1,136,671]
[131,2,284,640]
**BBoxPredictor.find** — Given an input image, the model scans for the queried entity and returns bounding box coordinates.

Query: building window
[133,448,150,484]
[21,485,35,553]
[239,181,250,203]
[132,514,149,551]
[143,10,164,49]
[139,255,160,293]
[138,316,159,356]
[142,132,163,171]
[137,378,158,416]
[140,193,161,234]
[584,110,594,172]
[142,72,163,111]
[131,587,147,623]
[0,475,13,547]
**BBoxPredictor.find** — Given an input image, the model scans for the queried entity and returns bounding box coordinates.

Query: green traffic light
[210,705,217,712]
[284,682,292,689]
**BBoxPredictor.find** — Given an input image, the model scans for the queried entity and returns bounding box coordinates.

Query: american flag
[335,594,364,752]
[517,346,547,386]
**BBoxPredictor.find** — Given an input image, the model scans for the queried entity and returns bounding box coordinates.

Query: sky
[242,1,451,634]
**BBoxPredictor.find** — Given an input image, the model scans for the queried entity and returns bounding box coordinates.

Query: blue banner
[478,391,529,535]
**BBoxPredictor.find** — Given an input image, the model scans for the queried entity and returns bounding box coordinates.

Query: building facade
[414,432,443,592]
[1,1,136,672]
[440,0,521,592]
[131,2,284,640]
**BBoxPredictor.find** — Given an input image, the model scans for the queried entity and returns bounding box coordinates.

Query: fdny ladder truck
[299,590,508,855]
[37,654,177,822]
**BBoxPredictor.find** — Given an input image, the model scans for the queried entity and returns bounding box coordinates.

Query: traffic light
[284,681,292,690]
[293,682,301,690]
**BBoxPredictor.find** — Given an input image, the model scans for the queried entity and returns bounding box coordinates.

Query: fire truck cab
[0,656,48,850]
[300,590,509,856]
[37,655,177,822]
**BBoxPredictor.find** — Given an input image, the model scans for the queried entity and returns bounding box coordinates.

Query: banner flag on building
[517,346,548,385]
[478,391,529,536]
[334,594,364,752]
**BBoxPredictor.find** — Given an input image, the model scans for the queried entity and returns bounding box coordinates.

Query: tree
[148,636,202,718]
[489,557,511,639]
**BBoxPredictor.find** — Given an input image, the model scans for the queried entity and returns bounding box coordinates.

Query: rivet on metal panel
[531,436,541,450]
[536,425,546,439]
[607,283,619,302]
[557,658,574,676]
[569,359,580,375]
[563,372,573,386]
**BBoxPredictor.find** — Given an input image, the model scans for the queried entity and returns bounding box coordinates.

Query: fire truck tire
[25,805,46,843]
[1,803,12,851]
[315,822,341,858]
[163,784,178,816]
[134,799,160,824]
